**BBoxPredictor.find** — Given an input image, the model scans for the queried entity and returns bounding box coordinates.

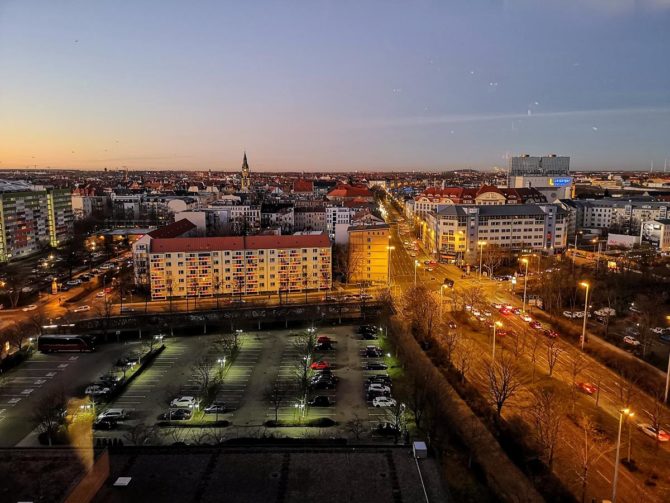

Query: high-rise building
[507,154,573,201]
[240,152,251,192]
[0,181,73,262]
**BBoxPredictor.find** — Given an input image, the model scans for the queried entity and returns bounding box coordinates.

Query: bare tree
[124,424,158,446]
[406,371,431,430]
[546,338,563,377]
[265,382,288,423]
[529,333,541,384]
[645,391,667,456]
[346,414,366,441]
[454,338,475,384]
[191,357,216,398]
[439,327,460,363]
[32,391,67,446]
[529,386,567,468]
[575,413,612,503]
[485,353,523,417]
[568,354,590,413]
[383,401,407,444]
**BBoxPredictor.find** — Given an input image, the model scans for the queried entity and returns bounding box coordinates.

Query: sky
[1,0,669,172]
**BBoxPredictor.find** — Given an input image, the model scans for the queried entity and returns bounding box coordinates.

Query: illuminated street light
[612,408,634,503]
[520,258,529,313]
[579,282,590,351]
[492,321,502,361]
[477,241,486,281]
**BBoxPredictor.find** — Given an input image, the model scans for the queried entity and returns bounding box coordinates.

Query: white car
[520,314,533,322]
[464,304,472,312]
[96,292,106,298]
[623,336,641,347]
[367,383,391,394]
[85,384,111,396]
[472,309,481,317]
[652,327,667,334]
[563,311,575,318]
[97,408,126,421]
[492,303,502,309]
[639,424,670,442]
[170,396,198,408]
[74,305,91,313]
[482,310,492,317]
[66,279,81,286]
[22,304,38,312]
[372,396,397,408]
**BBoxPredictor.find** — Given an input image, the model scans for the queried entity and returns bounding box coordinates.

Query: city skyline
[1,1,670,171]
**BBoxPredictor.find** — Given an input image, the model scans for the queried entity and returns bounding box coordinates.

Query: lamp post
[520,258,529,313]
[414,259,419,287]
[492,321,502,361]
[386,245,395,287]
[612,408,634,503]
[572,231,583,270]
[579,282,590,351]
[478,241,486,281]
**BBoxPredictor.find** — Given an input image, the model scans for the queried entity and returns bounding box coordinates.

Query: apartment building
[0,182,73,262]
[560,198,670,233]
[326,206,355,243]
[347,224,390,285]
[425,204,567,262]
[145,234,332,300]
[294,206,326,232]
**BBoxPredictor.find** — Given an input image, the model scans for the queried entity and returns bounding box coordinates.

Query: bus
[37,334,96,353]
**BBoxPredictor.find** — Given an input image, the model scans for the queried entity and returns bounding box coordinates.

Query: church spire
[241,151,250,192]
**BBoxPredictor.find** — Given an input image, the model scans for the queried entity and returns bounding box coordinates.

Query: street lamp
[414,259,420,286]
[579,282,590,351]
[520,258,529,313]
[386,245,395,287]
[492,321,502,361]
[478,241,486,281]
[612,408,634,503]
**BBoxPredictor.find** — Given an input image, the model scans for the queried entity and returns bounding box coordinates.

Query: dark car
[373,422,400,436]
[311,378,336,390]
[362,347,384,358]
[160,408,192,421]
[204,402,227,414]
[308,395,334,407]
[93,417,118,430]
[315,342,334,351]
[357,325,378,335]
[367,375,392,386]
[366,362,388,371]
[360,332,379,341]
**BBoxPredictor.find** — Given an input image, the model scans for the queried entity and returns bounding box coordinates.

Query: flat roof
[151,233,331,253]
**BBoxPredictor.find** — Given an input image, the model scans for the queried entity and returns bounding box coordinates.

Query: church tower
[240,152,250,192]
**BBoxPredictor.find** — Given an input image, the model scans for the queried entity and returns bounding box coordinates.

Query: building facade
[0,185,73,262]
[347,224,390,285]
[507,154,573,201]
[144,234,332,300]
[425,204,567,262]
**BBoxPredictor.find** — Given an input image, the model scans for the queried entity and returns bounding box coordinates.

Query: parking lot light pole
[612,408,634,503]
[579,282,590,351]
[414,260,419,287]
[520,258,529,313]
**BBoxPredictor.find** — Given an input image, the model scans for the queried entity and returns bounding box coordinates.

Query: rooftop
[151,233,331,253]
[147,218,197,239]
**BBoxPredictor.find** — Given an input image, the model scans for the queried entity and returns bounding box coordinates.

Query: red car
[529,321,543,330]
[576,382,598,395]
[310,360,330,370]
[543,329,559,339]
[317,336,332,344]
[499,308,511,316]
[495,330,509,338]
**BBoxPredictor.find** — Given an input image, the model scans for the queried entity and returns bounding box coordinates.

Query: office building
[507,154,573,201]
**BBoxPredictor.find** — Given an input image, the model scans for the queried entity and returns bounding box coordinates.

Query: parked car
[623,336,641,347]
[373,422,401,436]
[367,383,391,395]
[315,342,334,351]
[651,326,668,334]
[366,362,388,371]
[204,403,227,414]
[74,305,91,313]
[85,384,111,396]
[317,335,333,344]
[308,395,334,407]
[639,424,670,442]
[367,375,392,386]
[372,396,397,408]
[97,408,127,421]
[22,305,38,312]
[170,396,198,408]
[160,408,192,421]
[93,417,118,430]
[310,360,330,370]
[520,314,533,322]
[66,279,81,286]
[311,377,336,390]
[576,382,598,395]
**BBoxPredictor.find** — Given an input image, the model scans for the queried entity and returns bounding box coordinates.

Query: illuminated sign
[548,177,572,187]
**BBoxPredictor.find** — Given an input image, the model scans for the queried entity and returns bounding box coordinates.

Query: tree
[401,285,438,346]
[454,338,475,384]
[346,414,366,441]
[485,353,523,417]
[32,391,67,446]
[575,414,612,503]
[568,354,590,413]
[645,391,667,456]
[383,401,407,444]
[124,424,158,446]
[545,337,562,377]
[191,357,216,398]
[265,382,288,423]
[529,386,567,468]
[2,267,25,308]
[529,332,541,383]
[406,371,431,430]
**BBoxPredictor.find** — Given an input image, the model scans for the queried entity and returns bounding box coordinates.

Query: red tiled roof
[150,233,331,253]
[147,219,197,239]
[327,184,373,198]
[293,179,314,193]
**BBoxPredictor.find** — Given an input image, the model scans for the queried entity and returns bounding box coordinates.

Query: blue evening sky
[1,0,669,171]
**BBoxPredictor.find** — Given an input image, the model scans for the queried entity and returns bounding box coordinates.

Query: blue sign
[549,177,572,187]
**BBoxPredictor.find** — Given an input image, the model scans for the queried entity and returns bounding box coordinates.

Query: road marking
[34,379,47,385]
[57,364,69,369]
[8,398,21,404]
[68,356,79,361]
[46,372,57,377]
[20,389,34,395]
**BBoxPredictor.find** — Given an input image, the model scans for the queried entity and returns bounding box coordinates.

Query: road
[382,197,670,503]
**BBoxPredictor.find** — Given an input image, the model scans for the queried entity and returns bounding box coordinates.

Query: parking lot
[92,325,403,442]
